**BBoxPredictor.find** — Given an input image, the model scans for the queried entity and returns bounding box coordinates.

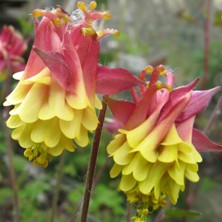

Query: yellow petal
[119,174,137,192]
[139,162,166,195]
[66,90,88,109]
[161,124,182,146]
[11,125,25,140]
[178,142,193,153]
[186,163,198,172]
[18,83,48,123]
[47,146,63,156]
[122,153,150,181]
[59,110,83,139]
[168,162,185,186]
[163,180,180,205]
[185,167,199,182]
[82,107,98,131]
[12,124,35,148]
[107,134,126,155]
[113,142,134,165]
[110,163,123,178]
[6,115,24,128]
[126,111,159,148]
[47,135,75,156]
[31,119,61,147]
[75,126,89,147]
[178,150,197,164]
[21,68,51,85]
[4,83,31,106]
[158,145,178,163]
[190,146,202,163]
[95,95,102,109]
[131,131,159,163]
[39,82,74,121]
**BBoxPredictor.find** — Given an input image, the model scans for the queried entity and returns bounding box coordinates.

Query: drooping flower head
[4,1,142,167]
[107,65,221,220]
[0,25,27,80]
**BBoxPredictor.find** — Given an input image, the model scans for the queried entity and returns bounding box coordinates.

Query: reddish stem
[201,0,212,89]
[80,96,108,222]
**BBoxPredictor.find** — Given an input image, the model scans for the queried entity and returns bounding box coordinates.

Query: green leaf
[165,208,201,218]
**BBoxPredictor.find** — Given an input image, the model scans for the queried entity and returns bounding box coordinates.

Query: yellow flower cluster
[4,68,101,167]
[108,123,202,217]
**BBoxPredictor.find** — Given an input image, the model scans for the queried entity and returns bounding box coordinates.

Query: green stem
[80,96,108,222]
[50,151,67,222]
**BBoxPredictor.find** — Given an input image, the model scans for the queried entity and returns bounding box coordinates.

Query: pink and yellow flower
[4,1,142,167]
[107,65,221,220]
[0,25,27,80]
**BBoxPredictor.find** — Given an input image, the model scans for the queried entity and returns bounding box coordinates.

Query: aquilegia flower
[0,25,27,80]
[107,65,221,220]
[4,1,142,167]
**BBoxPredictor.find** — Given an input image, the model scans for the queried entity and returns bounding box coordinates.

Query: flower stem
[80,96,108,222]
[50,151,66,222]
[3,59,20,222]
[126,203,131,222]
[201,0,212,89]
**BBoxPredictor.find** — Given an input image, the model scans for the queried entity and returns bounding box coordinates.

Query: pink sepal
[33,47,72,91]
[107,98,135,126]
[192,128,222,152]
[96,66,144,95]
[177,86,221,122]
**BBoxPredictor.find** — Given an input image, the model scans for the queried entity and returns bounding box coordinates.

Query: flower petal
[113,142,134,165]
[119,174,137,192]
[18,83,47,123]
[177,86,221,122]
[107,98,135,126]
[192,128,222,152]
[96,65,144,95]
[33,47,73,91]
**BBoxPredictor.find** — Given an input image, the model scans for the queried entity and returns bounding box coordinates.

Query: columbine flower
[0,25,27,80]
[4,1,142,167]
[107,65,221,220]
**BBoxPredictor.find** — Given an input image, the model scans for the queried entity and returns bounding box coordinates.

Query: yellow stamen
[32,9,43,18]
[144,65,154,73]
[155,81,172,92]
[101,11,111,20]
[157,64,166,75]
[52,17,63,26]
[23,145,51,168]
[81,27,96,36]
[77,1,87,12]
[90,1,97,10]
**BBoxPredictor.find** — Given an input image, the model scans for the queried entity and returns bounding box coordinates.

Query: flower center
[24,145,51,167]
